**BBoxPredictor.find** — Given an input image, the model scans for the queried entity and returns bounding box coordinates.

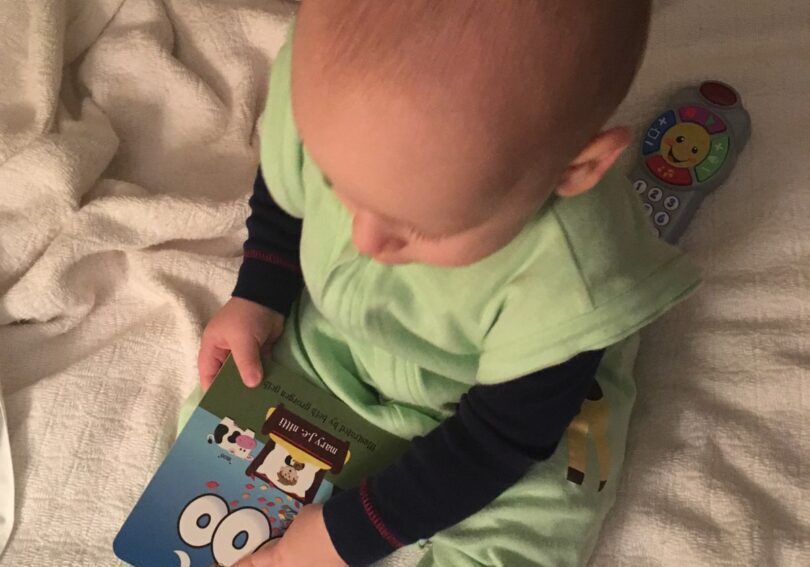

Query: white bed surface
[0,1,807,565]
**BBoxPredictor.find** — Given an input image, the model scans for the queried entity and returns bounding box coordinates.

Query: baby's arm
[232,171,304,315]
[323,350,605,566]
[198,172,303,388]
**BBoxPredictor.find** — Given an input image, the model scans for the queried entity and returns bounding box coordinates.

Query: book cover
[113,358,410,567]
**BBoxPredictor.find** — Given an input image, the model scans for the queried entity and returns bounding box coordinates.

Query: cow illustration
[207,417,257,461]
[246,406,351,503]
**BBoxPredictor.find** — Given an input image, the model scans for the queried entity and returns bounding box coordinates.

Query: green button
[696,135,730,182]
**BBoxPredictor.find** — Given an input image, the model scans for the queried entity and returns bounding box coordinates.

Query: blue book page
[114,358,409,567]
[114,408,332,567]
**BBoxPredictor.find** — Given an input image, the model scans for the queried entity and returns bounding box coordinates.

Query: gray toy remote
[630,81,751,244]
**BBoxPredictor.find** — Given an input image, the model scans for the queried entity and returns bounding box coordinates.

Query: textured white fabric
[0,1,807,566]
[0,382,12,560]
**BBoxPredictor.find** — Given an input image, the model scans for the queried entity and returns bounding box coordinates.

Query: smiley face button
[660,123,711,169]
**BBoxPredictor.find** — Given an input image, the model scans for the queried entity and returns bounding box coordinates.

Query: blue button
[642,111,677,156]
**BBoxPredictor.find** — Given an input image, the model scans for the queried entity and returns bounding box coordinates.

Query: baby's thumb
[230,334,264,388]
[233,539,279,567]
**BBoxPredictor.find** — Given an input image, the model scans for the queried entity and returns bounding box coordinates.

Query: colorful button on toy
[679,105,727,134]
[678,105,709,125]
[700,81,739,107]
[704,112,727,134]
[695,135,730,182]
[654,211,671,227]
[642,111,677,155]
[645,155,693,186]
[664,195,680,211]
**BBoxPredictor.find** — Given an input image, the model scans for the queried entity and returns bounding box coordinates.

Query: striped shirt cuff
[323,480,404,567]
[232,251,303,317]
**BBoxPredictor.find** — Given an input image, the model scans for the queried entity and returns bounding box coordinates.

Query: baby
[195,1,700,566]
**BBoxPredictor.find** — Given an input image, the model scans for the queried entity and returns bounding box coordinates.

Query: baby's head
[292,0,651,266]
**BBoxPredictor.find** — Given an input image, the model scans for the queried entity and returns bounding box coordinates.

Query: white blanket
[0,1,807,566]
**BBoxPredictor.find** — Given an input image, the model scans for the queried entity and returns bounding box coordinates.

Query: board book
[113,358,410,567]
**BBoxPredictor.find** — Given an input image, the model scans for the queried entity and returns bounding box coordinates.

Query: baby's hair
[298,0,651,161]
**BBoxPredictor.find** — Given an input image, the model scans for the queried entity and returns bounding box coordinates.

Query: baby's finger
[259,338,276,357]
[230,334,264,388]
[233,539,280,567]
[198,337,229,391]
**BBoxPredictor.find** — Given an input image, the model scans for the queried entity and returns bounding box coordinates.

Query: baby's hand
[198,297,285,390]
[233,504,346,567]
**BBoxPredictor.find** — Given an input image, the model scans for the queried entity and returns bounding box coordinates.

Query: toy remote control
[631,80,751,244]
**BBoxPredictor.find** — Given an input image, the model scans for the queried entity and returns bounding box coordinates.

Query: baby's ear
[555,127,631,198]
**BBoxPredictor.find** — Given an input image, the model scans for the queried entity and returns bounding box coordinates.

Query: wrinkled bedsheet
[0,1,807,565]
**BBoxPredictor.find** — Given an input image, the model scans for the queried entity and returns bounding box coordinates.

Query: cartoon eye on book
[175,494,274,567]
[246,405,352,504]
[206,417,257,462]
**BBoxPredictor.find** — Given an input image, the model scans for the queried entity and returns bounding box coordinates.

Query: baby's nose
[352,213,407,257]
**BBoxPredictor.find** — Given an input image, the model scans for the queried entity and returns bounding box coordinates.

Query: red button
[679,105,709,125]
[700,81,738,107]
[645,155,693,186]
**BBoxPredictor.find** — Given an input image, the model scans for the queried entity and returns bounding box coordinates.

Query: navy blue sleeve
[323,349,606,567]
[232,170,304,316]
